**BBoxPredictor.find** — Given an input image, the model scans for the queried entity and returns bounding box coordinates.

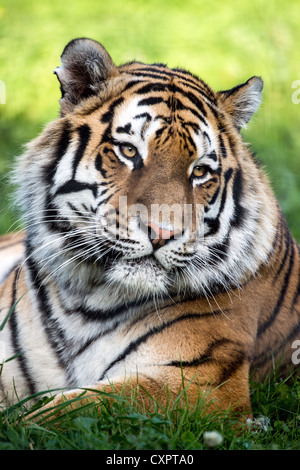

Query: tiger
[0,37,299,421]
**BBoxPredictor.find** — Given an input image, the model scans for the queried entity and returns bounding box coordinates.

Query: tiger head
[17,38,277,302]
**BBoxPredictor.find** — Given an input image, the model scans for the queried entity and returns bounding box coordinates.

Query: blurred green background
[0,0,299,240]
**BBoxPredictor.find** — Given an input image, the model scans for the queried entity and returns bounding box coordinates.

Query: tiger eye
[120,144,137,158]
[193,166,207,178]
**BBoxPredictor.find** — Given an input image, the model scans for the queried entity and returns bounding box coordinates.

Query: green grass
[0,370,300,450]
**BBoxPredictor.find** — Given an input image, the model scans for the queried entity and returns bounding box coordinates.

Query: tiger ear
[217,76,263,130]
[54,38,117,115]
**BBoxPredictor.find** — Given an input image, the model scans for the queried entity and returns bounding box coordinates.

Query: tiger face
[18,38,276,303]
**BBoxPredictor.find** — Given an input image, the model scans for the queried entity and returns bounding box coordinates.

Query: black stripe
[271,221,282,256]
[168,94,185,113]
[165,355,210,368]
[67,202,88,220]
[218,135,227,158]
[134,112,152,121]
[183,90,207,117]
[227,134,236,155]
[128,66,215,104]
[45,124,96,229]
[97,186,109,198]
[116,123,132,135]
[207,150,217,161]
[183,131,197,152]
[252,315,300,367]
[205,169,233,237]
[97,193,114,207]
[135,82,167,95]
[129,66,173,79]
[25,241,70,377]
[122,79,147,93]
[220,169,233,212]
[45,121,71,183]
[292,249,300,308]
[231,168,245,228]
[176,79,217,105]
[257,238,296,337]
[275,222,291,278]
[138,96,164,107]
[75,79,138,118]
[98,310,225,381]
[205,186,220,212]
[140,113,153,140]
[64,295,169,323]
[205,218,220,237]
[175,84,219,119]
[161,132,173,146]
[95,151,107,177]
[182,121,201,135]
[54,180,98,198]
[101,97,124,124]
[73,319,123,358]
[184,106,207,125]
[43,122,74,232]
[72,124,91,179]
[8,268,37,395]
[208,238,229,263]
[154,126,167,140]
[43,195,72,234]
[101,97,125,148]
[218,350,246,384]
[165,337,233,368]
[128,70,170,82]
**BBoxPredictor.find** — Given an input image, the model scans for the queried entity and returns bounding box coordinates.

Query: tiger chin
[0,38,299,422]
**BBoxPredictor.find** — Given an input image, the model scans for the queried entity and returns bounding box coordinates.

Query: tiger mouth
[93,237,195,274]
[103,252,166,272]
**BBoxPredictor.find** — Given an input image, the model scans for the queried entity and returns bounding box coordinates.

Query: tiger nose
[147,222,181,248]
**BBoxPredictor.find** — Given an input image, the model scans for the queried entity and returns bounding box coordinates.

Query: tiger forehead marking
[70,68,227,213]
[79,71,219,169]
